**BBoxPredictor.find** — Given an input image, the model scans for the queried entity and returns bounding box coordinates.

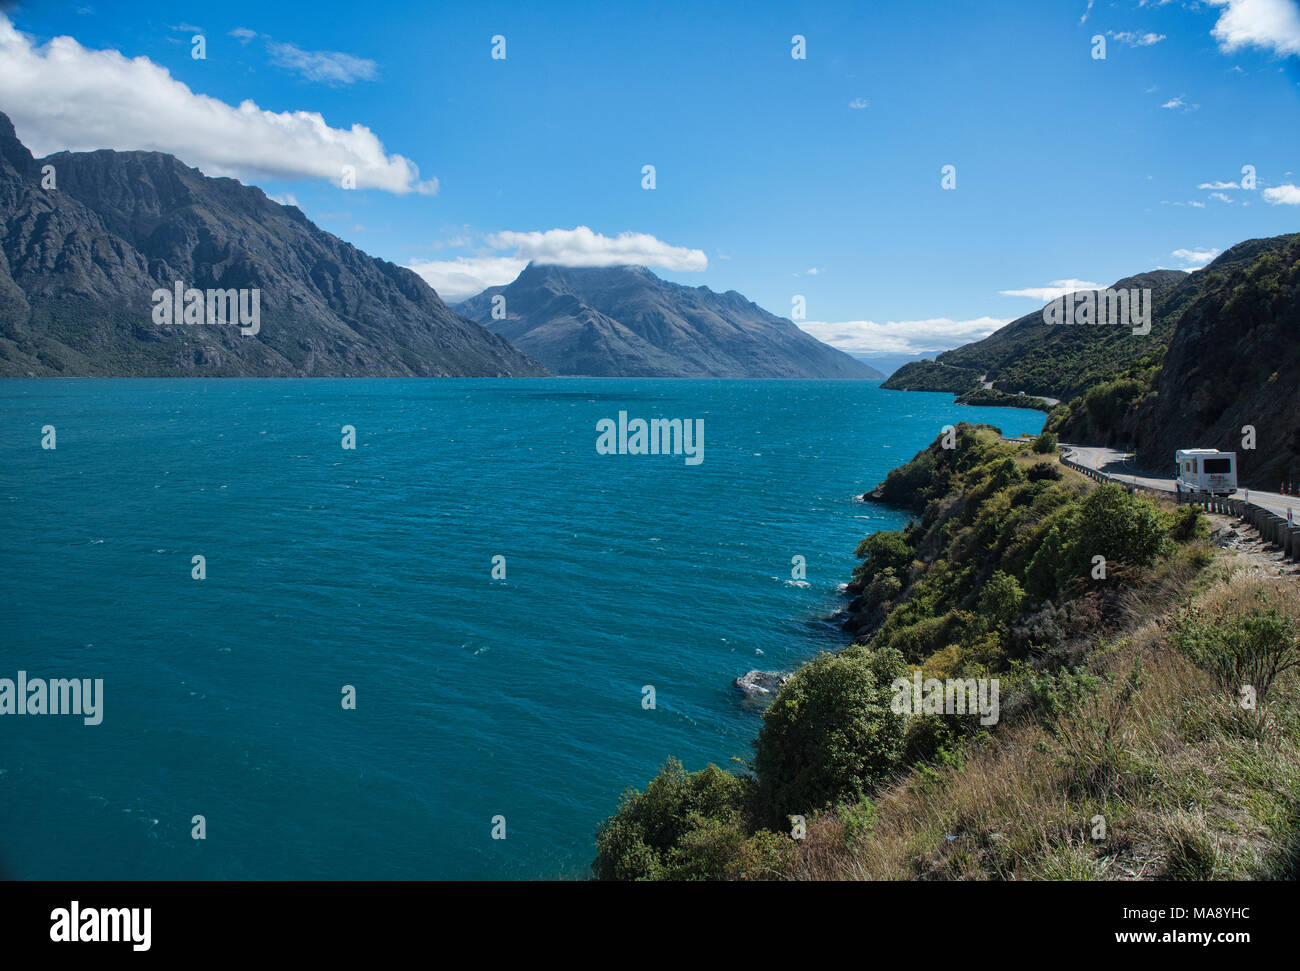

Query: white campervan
[1175,449,1238,496]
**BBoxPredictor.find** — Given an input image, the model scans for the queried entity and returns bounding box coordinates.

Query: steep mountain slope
[455,262,881,378]
[0,111,546,377]
[883,270,1188,401]
[1053,234,1300,487]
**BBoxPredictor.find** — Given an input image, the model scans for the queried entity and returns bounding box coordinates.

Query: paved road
[1062,444,1299,520]
[981,373,1062,406]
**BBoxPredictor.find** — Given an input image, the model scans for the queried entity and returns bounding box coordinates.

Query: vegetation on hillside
[592,424,1300,880]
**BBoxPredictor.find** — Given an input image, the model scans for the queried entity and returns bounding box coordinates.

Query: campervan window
[1203,458,1231,473]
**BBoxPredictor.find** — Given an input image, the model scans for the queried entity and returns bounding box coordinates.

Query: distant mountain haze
[455,262,883,379]
[0,111,546,377]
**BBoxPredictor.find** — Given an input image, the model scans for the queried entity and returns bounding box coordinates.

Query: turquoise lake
[0,378,1044,879]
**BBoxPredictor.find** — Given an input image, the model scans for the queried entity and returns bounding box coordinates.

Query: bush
[1168,506,1208,543]
[1025,666,1102,730]
[854,530,914,584]
[1173,594,1300,705]
[754,647,908,824]
[1083,378,1144,427]
[592,760,751,880]
[977,570,1026,629]
[1073,484,1166,573]
[1026,460,1062,482]
[1032,431,1058,454]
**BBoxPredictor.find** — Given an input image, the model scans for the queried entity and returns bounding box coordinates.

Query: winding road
[1062,444,1298,520]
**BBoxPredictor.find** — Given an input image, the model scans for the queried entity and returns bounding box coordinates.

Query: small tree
[755,647,908,825]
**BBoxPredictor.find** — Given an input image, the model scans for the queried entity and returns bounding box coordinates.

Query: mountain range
[0,110,545,377]
[455,262,882,379]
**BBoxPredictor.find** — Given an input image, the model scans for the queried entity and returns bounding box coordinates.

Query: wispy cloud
[268,41,377,85]
[0,15,434,194]
[1161,95,1199,110]
[999,280,1105,301]
[848,97,870,109]
[1172,247,1220,267]
[1198,180,1241,188]
[1109,30,1167,46]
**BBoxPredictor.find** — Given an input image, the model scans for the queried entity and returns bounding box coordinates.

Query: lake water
[0,378,1043,879]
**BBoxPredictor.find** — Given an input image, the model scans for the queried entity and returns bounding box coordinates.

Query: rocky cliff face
[1130,237,1300,487]
[455,262,881,379]
[0,111,546,377]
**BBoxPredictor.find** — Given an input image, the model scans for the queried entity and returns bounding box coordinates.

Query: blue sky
[2,0,1298,360]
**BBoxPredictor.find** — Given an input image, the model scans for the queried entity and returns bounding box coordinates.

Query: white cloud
[1172,247,1220,267]
[269,193,300,208]
[848,98,870,109]
[1198,180,1241,188]
[1081,0,1095,25]
[797,317,1010,356]
[999,279,1105,301]
[1207,0,1300,58]
[1263,183,1300,203]
[0,15,434,194]
[229,27,258,43]
[406,256,529,302]
[268,41,377,85]
[485,226,707,271]
[1109,30,1167,46]
[1208,191,1234,202]
[1161,95,1198,110]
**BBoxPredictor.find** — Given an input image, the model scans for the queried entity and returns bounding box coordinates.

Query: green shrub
[1173,595,1300,705]
[1026,460,1062,482]
[755,647,908,824]
[854,530,914,583]
[592,759,750,880]
[1032,431,1058,454]
[1025,667,1102,731]
[1073,484,1166,572]
[1083,378,1144,427]
[977,570,1026,629]
[1168,505,1208,543]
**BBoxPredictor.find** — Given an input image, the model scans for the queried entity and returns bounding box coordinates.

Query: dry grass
[785,567,1300,881]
